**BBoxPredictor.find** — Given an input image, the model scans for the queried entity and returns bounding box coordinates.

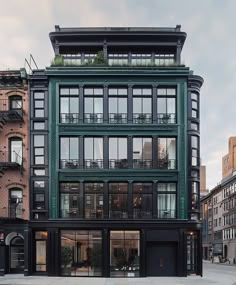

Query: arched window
[9,137,22,164]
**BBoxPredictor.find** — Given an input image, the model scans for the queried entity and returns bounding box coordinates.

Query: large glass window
[61,230,102,276]
[60,183,80,218]
[191,182,199,212]
[84,87,103,123]
[85,183,104,219]
[154,54,175,65]
[157,183,176,219]
[131,54,152,65]
[84,137,103,168]
[63,53,82,65]
[33,135,45,165]
[133,137,152,169]
[191,136,199,166]
[9,137,22,164]
[133,183,152,218]
[9,95,23,117]
[109,183,128,219]
[191,92,199,119]
[108,88,127,123]
[108,54,128,65]
[9,189,23,218]
[133,88,152,124]
[60,137,79,169]
[60,87,79,124]
[158,137,176,169]
[109,137,127,168]
[110,231,140,277]
[157,88,176,124]
[35,231,47,272]
[34,92,45,118]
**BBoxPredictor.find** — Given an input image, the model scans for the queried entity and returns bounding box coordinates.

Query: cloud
[0,0,236,190]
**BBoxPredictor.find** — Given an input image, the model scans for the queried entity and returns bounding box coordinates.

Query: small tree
[61,246,73,274]
[93,51,107,65]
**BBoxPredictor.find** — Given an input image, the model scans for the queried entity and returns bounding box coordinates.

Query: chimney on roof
[55,25,60,32]
[176,25,181,32]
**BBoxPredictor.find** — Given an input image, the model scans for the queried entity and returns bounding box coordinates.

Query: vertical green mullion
[49,80,59,218]
[177,80,188,219]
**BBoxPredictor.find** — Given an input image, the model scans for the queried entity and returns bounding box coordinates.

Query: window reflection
[109,138,128,168]
[157,183,176,218]
[133,138,152,169]
[85,183,104,219]
[133,183,152,218]
[109,183,128,218]
[84,138,103,168]
[61,230,102,276]
[110,231,140,277]
[158,138,176,169]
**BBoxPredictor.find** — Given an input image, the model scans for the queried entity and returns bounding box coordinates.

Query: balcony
[0,99,23,123]
[0,151,22,169]
[60,159,80,169]
[133,113,152,124]
[133,209,152,219]
[157,113,176,124]
[158,209,176,219]
[109,113,127,124]
[133,159,152,169]
[109,159,128,169]
[84,113,103,124]
[157,159,176,170]
[60,113,79,124]
[84,159,103,169]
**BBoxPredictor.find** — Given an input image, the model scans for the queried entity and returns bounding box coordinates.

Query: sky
[0,0,236,190]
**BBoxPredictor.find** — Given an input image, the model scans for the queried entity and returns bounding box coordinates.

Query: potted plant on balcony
[137,114,147,124]
[161,113,171,124]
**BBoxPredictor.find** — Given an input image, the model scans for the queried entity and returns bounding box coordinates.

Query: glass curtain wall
[110,231,140,277]
[61,230,102,276]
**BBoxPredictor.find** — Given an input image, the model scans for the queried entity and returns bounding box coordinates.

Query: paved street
[0,262,236,285]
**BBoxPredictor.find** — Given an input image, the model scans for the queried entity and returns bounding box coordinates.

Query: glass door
[10,236,24,273]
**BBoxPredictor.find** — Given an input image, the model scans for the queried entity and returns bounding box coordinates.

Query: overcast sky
[1,0,235,190]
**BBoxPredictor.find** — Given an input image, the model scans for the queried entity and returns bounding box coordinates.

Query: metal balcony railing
[0,151,22,167]
[60,113,79,124]
[133,159,152,169]
[109,113,127,124]
[0,99,23,121]
[109,210,128,219]
[133,113,152,124]
[84,159,103,169]
[133,209,152,219]
[157,113,176,124]
[60,159,80,169]
[85,209,104,219]
[158,209,176,219]
[157,159,176,170]
[84,113,103,123]
[109,159,128,169]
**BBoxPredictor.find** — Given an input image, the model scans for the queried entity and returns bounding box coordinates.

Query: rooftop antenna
[24,54,38,74]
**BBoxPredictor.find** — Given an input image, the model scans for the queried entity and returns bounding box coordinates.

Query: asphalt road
[0,262,235,285]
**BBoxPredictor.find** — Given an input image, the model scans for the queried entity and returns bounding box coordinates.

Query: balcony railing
[158,209,176,219]
[133,159,152,169]
[133,209,152,219]
[60,113,79,124]
[85,209,104,219]
[133,113,152,124]
[60,209,80,218]
[60,159,80,169]
[84,113,103,123]
[157,159,176,169]
[0,99,23,121]
[109,210,128,219]
[157,113,176,124]
[0,151,22,167]
[84,159,103,169]
[0,206,23,219]
[109,159,128,169]
[109,113,127,124]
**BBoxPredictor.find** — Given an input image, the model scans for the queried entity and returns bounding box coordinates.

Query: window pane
[34,135,44,147]
[35,109,44,117]
[34,122,45,130]
[60,138,69,159]
[69,138,79,159]
[158,194,176,218]
[133,98,141,113]
[34,92,44,99]
[109,98,117,113]
[192,136,198,148]
[35,101,44,108]
[84,138,93,159]
[36,240,46,272]
[109,138,117,159]
[84,98,93,113]
[157,98,166,113]
[118,98,127,113]
[143,98,151,113]
[94,138,103,159]
[94,98,103,113]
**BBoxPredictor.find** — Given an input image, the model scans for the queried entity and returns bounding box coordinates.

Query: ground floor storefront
[0,221,202,277]
[19,221,201,277]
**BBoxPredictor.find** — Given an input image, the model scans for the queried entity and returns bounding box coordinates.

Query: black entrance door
[10,236,24,273]
[146,242,177,276]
